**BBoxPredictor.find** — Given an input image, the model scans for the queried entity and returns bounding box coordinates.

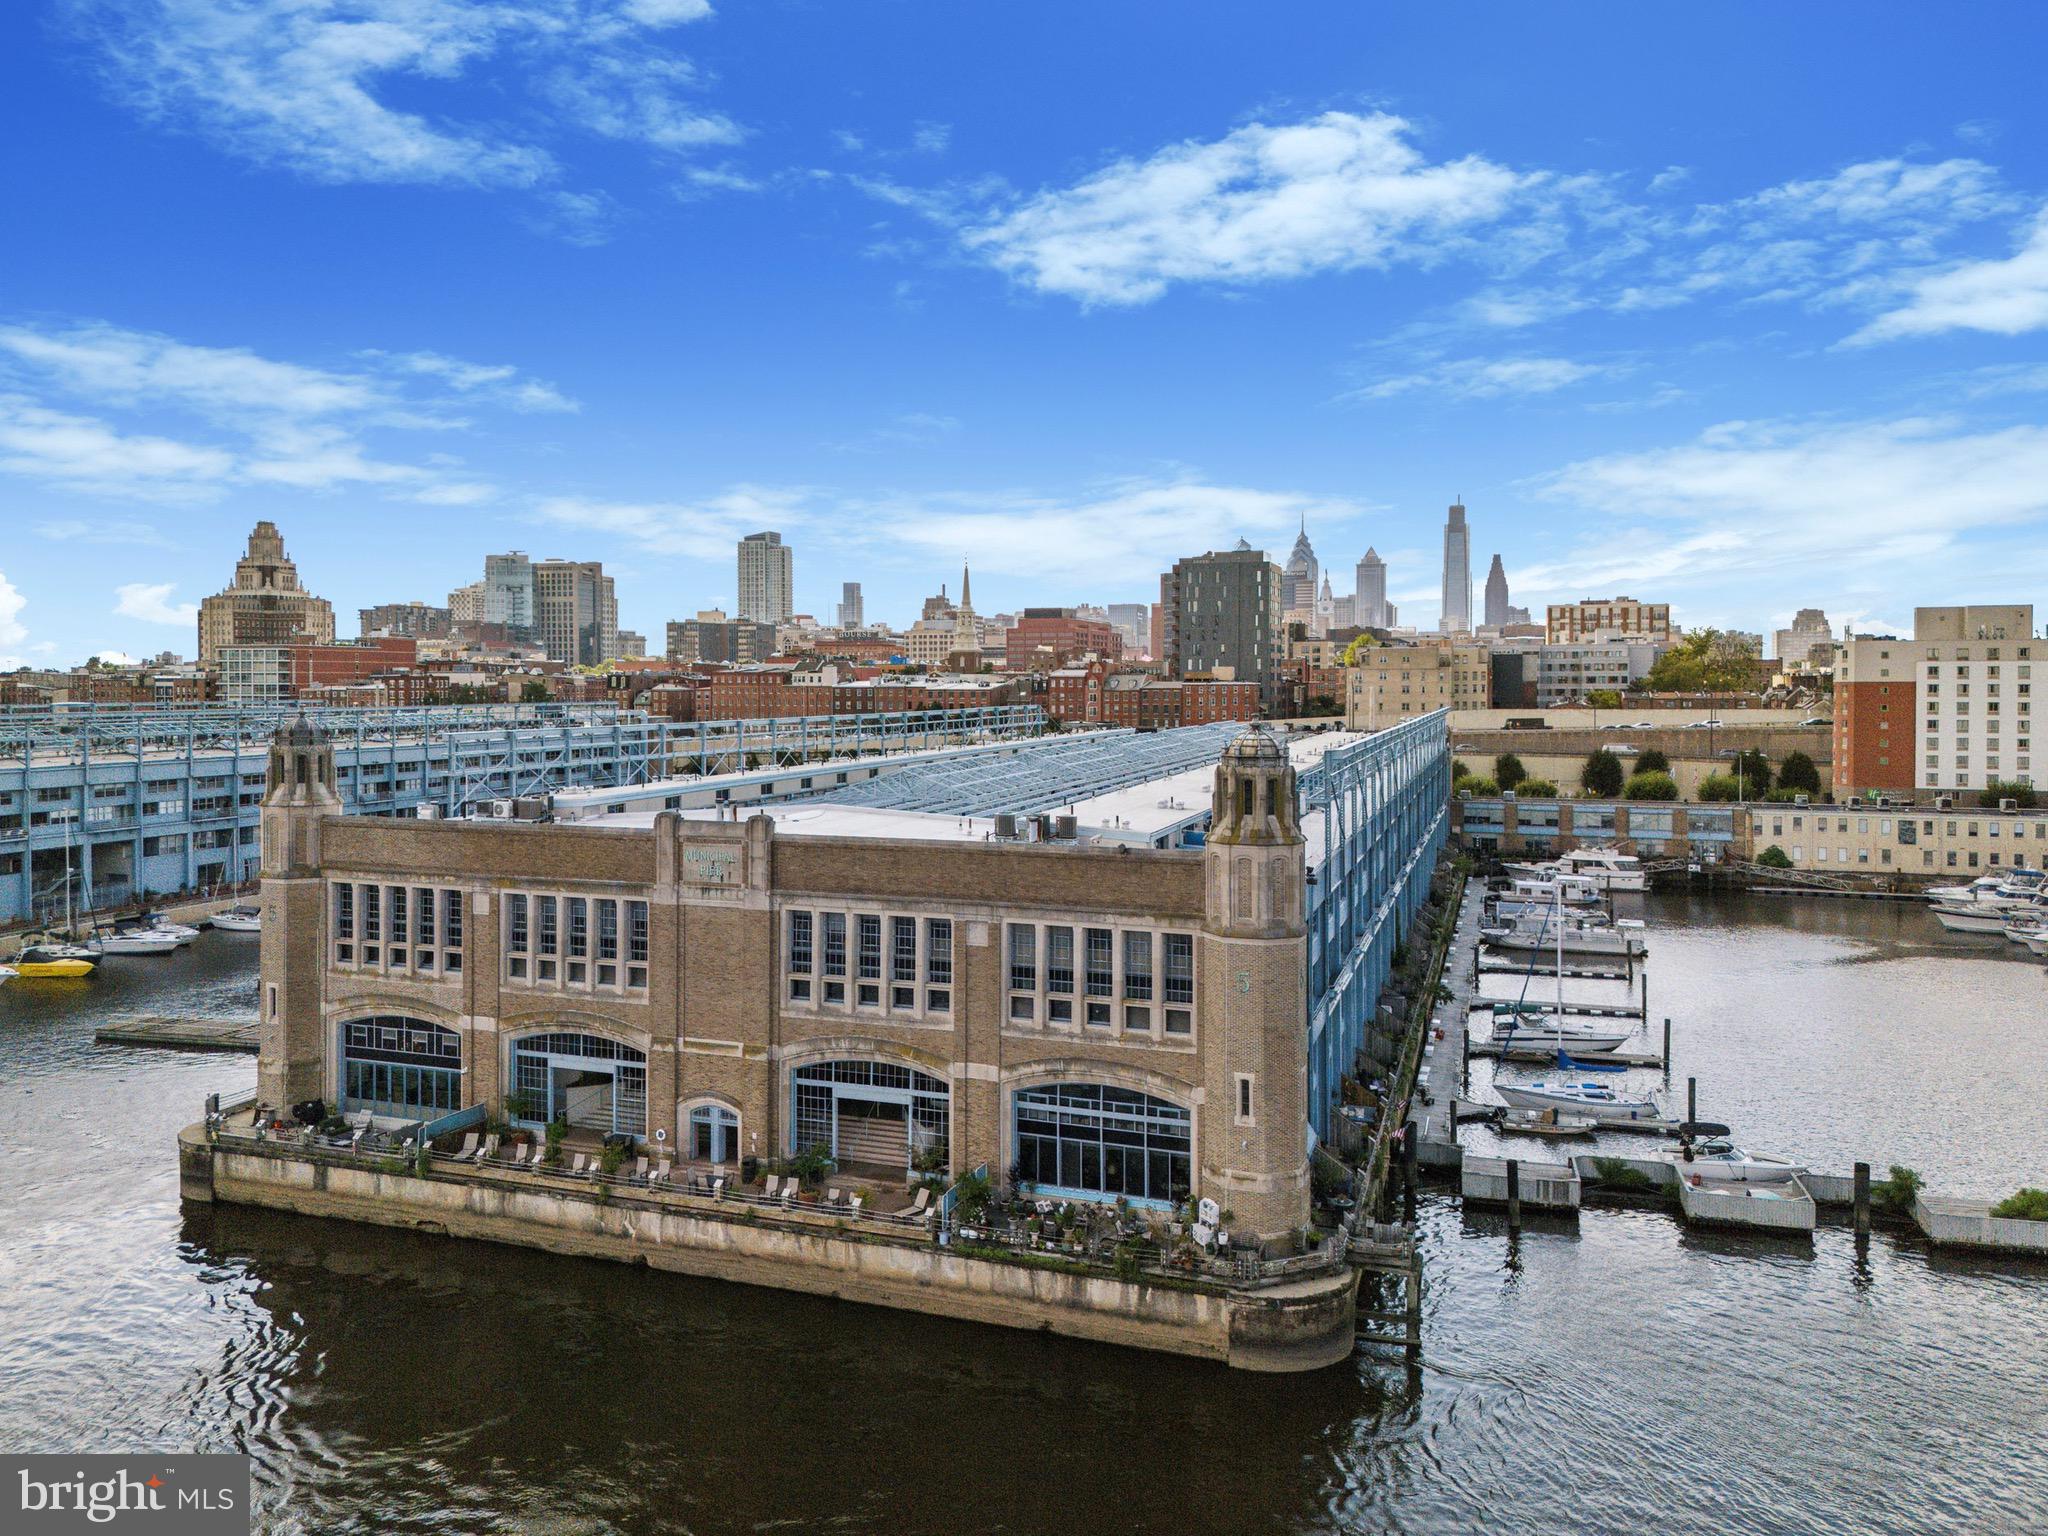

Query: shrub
[1777,750,1822,795]
[1696,772,1742,802]
[1623,770,1679,801]
[790,1143,835,1186]
[1451,758,1471,781]
[1113,1243,1144,1282]
[1757,844,1793,869]
[1991,1188,2048,1222]
[1636,748,1670,774]
[599,1143,627,1178]
[1494,752,1527,791]
[1762,786,1807,803]
[1581,749,1625,797]
[1514,778,1558,796]
[1872,1165,1922,1216]
[952,1168,993,1222]
[1459,776,1499,796]
[1590,1157,1657,1191]
[1586,689,1624,709]
[1980,779,2039,809]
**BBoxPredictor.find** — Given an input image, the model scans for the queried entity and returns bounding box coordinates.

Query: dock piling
[1686,1076,1697,1126]
[1505,1158,1522,1233]
[1662,1016,1672,1073]
[1854,1161,1871,1239]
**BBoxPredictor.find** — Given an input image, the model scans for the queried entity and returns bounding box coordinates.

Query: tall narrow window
[1045,925,1074,1024]
[442,890,463,974]
[857,914,883,1006]
[389,886,408,947]
[822,912,847,1003]
[925,918,952,1013]
[1084,927,1114,1026]
[891,916,917,1009]
[1008,923,1036,1021]
[1122,931,1153,1032]
[506,893,528,980]
[626,900,649,989]
[536,896,558,981]
[787,909,813,1001]
[566,897,588,985]
[333,882,354,965]
[595,898,617,986]
[361,884,381,966]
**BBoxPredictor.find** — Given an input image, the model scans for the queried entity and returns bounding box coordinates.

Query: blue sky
[4,2,2048,667]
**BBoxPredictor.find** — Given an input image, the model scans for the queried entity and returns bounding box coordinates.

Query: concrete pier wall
[1915,1196,2048,1255]
[1676,1173,1816,1233]
[181,1128,1358,1373]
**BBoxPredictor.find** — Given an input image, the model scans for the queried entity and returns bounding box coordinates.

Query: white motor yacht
[1482,913,1647,958]
[1487,874,1606,918]
[87,922,182,956]
[1547,845,1647,893]
[1931,903,2014,935]
[1663,1138,1806,1185]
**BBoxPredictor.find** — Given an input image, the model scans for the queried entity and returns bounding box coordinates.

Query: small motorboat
[1494,1081,1663,1121]
[0,964,16,985]
[1664,1138,1806,1184]
[2026,931,2048,958]
[1482,914,1648,958]
[1931,903,2012,935]
[129,910,201,946]
[208,904,263,934]
[1498,1107,1598,1138]
[10,944,97,978]
[2002,921,2046,947]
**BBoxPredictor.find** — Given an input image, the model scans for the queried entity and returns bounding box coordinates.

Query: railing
[946,1208,1349,1289]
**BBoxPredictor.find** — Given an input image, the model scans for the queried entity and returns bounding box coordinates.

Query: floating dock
[95,1015,258,1053]
[1465,1040,1666,1067]
[1477,959,1633,981]
[1462,1155,1581,1212]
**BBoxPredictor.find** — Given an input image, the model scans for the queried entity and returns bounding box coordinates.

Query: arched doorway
[509,1032,647,1137]
[790,1060,949,1175]
[1013,1083,1190,1206]
[338,1016,462,1120]
[687,1102,741,1165]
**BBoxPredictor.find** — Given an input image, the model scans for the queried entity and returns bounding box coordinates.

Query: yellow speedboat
[11,944,97,978]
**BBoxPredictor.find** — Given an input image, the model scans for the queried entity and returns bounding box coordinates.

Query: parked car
[1798,716,1831,726]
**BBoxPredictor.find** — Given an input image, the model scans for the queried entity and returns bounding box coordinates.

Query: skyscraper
[837,581,863,629]
[533,560,618,666]
[1355,549,1388,629]
[1283,521,1320,614]
[198,521,335,665]
[737,532,794,625]
[1483,553,1510,629]
[1440,502,1471,633]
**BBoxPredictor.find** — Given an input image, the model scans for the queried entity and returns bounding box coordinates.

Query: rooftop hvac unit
[488,799,516,819]
[1936,795,1954,810]
[415,803,440,820]
[2001,798,2018,812]
[994,813,1020,840]
[1054,814,1078,840]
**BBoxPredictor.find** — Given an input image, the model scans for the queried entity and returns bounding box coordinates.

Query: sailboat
[1489,886,1636,1055]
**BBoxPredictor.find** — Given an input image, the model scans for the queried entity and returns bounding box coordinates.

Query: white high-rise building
[1355,549,1388,629]
[738,532,794,625]
[1440,502,1471,634]
[838,581,864,629]
[1283,523,1320,615]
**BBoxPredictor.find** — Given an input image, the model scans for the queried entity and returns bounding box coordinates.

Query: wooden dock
[1477,959,1633,981]
[94,1015,258,1053]
[1470,999,1644,1021]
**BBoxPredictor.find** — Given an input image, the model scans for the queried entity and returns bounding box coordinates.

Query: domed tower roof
[282,711,327,748]
[1222,724,1285,762]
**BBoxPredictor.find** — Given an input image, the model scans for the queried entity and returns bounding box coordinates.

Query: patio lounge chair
[783,1179,803,1206]
[476,1135,499,1163]
[892,1187,931,1219]
[710,1176,725,1199]
[454,1132,479,1159]
[633,1156,650,1182]
[653,1160,673,1185]
[763,1174,786,1199]
[849,1194,865,1216]
[572,1152,590,1177]
[826,1187,843,1207]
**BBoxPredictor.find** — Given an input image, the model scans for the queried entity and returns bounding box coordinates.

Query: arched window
[510,1032,647,1136]
[1013,1083,1190,1205]
[689,1103,740,1164]
[791,1060,949,1172]
[340,1016,462,1119]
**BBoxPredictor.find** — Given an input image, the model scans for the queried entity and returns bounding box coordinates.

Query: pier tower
[1199,725,1311,1243]
[257,715,338,1112]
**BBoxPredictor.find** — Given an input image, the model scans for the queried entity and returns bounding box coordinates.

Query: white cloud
[114,581,200,626]
[535,487,815,561]
[959,110,1530,305]
[1526,415,2048,599]
[35,518,172,546]
[0,319,565,501]
[1345,355,1608,402]
[69,0,733,191]
[1737,157,2012,227]
[910,121,951,156]
[1849,208,2048,342]
[0,568,26,665]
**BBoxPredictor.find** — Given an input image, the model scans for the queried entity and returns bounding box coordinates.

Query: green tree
[1514,778,1558,796]
[1624,770,1679,801]
[1494,752,1527,791]
[1729,748,1772,795]
[1696,773,1742,802]
[1641,628,1762,695]
[1451,758,1471,781]
[1981,779,2039,808]
[1636,748,1670,774]
[1777,750,1821,795]
[1340,634,1383,666]
[519,680,552,703]
[1586,688,1624,709]
[1756,844,1793,869]
[1580,748,1625,797]
[1459,776,1500,796]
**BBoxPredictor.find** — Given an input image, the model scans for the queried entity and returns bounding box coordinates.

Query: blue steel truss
[1301,710,1452,1147]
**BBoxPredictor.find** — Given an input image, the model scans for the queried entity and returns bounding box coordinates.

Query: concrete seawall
[180,1128,1358,1372]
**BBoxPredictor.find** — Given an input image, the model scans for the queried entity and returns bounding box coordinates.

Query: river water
[1,899,2043,1535]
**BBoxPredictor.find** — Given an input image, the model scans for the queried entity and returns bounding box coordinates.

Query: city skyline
[5,5,2048,667]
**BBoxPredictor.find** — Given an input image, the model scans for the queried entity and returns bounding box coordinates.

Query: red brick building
[1003,609,1121,670]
